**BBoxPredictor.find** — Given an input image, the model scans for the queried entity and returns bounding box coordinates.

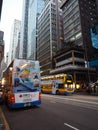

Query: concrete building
[61,0,98,61]
[37,0,63,75]
[53,0,98,82]
[15,32,21,59]
[5,52,8,66]
[50,46,96,86]
[0,31,4,64]
[8,19,21,65]
[0,0,3,20]
[20,0,29,59]
[96,0,98,15]
[0,31,5,78]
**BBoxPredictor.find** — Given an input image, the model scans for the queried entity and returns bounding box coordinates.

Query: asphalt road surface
[1,94,98,130]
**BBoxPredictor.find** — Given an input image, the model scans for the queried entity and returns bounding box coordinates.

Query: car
[0,89,4,104]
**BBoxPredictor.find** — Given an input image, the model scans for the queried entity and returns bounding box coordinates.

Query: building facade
[27,0,45,60]
[61,0,98,60]
[20,0,45,60]
[8,19,21,65]
[50,46,96,86]
[0,31,4,64]
[20,0,29,59]
[59,0,98,81]
[96,0,98,15]
[15,32,21,59]
[0,31,5,78]
[0,0,3,20]
[37,0,63,75]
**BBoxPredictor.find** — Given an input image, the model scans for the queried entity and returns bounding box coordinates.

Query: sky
[0,0,23,56]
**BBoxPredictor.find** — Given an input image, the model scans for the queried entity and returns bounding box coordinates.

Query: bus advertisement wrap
[2,59,41,109]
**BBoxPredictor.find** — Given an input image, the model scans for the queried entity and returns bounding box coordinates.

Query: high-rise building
[0,0,3,20]
[0,31,5,78]
[0,31,4,64]
[20,0,45,60]
[50,0,98,83]
[15,32,21,59]
[37,0,63,75]
[20,0,29,59]
[96,0,98,15]
[61,0,98,62]
[5,52,8,66]
[8,19,21,65]
[27,0,45,60]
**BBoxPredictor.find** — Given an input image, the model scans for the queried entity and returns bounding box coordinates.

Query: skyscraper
[27,0,45,60]
[20,0,45,60]
[96,0,98,15]
[0,31,4,64]
[20,0,29,59]
[8,19,21,65]
[61,0,98,62]
[0,0,3,20]
[15,32,21,59]
[0,31,5,78]
[51,0,98,82]
[37,0,63,75]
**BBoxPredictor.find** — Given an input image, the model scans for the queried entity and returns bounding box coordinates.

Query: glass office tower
[27,0,45,60]
[61,0,98,61]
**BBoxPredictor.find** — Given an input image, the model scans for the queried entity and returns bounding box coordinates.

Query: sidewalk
[0,107,10,130]
[0,107,5,130]
[75,88,98,96]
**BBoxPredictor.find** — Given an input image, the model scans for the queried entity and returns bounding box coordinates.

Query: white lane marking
[42,95,98,105]
[64,123,79,130]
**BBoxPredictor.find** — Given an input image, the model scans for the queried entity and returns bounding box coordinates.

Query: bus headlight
[72,83,75,89]
[64,84,67,88]
[76,84,80,89]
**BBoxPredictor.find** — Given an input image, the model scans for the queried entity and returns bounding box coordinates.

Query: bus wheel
[56,90,60,95]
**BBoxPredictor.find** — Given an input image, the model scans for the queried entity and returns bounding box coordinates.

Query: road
[1,94,98,130]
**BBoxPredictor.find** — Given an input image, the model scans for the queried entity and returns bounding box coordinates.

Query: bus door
[52,81,58,94]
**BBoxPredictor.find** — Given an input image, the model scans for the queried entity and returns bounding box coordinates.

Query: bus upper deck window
[67,75,73,80]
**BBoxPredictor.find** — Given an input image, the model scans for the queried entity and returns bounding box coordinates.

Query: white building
[8,19,21,65]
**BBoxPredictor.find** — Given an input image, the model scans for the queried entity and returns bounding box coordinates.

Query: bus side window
[58,84,64,89]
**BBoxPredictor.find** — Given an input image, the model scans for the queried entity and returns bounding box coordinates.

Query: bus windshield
[66,75,73,84]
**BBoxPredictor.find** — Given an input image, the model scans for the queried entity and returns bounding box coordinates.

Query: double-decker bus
[41,74,75,95]
[2,59,41,109]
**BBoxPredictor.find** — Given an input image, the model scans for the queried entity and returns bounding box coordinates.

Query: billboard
[90,25,98,49]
